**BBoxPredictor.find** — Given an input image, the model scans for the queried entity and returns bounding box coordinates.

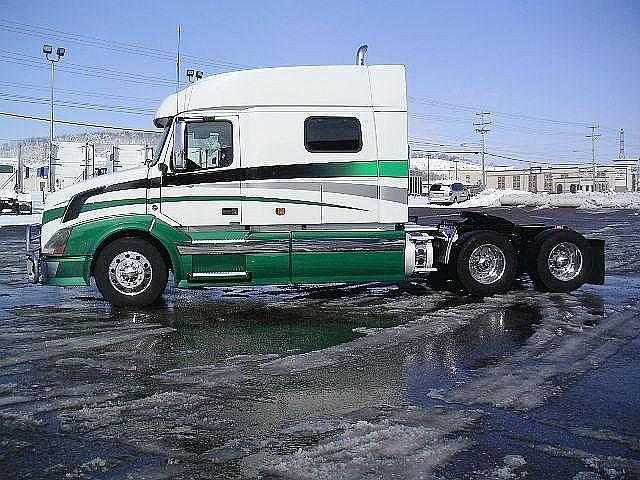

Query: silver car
[428,182,470,205]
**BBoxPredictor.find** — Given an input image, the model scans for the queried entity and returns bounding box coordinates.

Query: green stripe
[42,195,366,224]
[379,160,409,178]
[42,206,66,224]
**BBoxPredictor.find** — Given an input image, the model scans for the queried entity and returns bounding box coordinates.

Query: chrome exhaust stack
[356,45,368,66]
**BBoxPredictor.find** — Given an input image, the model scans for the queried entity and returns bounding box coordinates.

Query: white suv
[428,182,470,205]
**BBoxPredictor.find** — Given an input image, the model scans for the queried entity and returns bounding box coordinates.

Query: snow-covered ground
[410,189,640,209]
[0,213,42,227]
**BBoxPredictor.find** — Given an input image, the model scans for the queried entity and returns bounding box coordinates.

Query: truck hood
[45,166,149,210]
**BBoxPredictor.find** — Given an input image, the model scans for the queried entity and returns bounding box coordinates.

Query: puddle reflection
[407,303,542,404]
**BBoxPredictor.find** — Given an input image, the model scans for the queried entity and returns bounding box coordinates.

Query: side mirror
[173,120,187,171]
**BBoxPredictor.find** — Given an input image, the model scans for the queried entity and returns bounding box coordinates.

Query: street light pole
[43,44,65,192]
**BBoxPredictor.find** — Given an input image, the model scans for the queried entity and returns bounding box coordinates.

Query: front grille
[26,223,41,253]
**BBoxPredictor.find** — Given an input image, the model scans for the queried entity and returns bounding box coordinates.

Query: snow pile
[263,406,481,480]
[410,190,640,209]
[0,213,42,227]
[409,189,505,209]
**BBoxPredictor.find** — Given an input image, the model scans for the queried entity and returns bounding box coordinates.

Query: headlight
[42,227,72,256]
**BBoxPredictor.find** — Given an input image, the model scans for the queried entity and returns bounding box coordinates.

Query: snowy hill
[0,130,162,166]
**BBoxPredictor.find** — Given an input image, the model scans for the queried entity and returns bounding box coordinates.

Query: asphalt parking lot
[1,208,639,479]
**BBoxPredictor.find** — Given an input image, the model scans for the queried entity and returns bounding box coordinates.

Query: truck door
[160,116,241,226]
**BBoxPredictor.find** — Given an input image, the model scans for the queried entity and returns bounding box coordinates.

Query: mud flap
[587,239,605,285]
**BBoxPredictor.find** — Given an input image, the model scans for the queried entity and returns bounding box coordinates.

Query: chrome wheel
[468,244,506,285]
[108,250,153,296]
[548,242,583,282]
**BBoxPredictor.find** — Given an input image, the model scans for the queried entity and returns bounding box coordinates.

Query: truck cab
[26,64,604,306]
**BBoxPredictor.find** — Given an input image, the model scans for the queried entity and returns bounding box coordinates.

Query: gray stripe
[323,182,378,199]
[244,181,321,192]
[246,181,380,200]
[380,186,408,204]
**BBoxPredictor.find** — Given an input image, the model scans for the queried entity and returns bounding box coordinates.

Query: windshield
[150,122,172,167]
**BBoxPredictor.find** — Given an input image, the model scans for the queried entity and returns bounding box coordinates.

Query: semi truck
[25,63,604,306]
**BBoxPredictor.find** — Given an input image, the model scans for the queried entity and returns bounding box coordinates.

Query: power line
[0,110,159,133]
[0,19,253,71]
[0,92,155,116]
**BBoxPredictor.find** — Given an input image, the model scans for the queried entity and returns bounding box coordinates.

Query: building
[0,142,153,194]
[411,158,638,194]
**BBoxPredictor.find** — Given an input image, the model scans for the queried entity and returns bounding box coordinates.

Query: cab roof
[153,65,407,127]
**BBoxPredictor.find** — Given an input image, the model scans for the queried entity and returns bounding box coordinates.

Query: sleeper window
[304,117,362,153]
[185,121,233,171]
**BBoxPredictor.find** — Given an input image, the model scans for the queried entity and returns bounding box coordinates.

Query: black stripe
[161,162,363,187]
[62,179,149,223]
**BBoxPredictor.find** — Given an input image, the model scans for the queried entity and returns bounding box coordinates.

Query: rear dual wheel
[529,229,591,292]
[453,231,517,296]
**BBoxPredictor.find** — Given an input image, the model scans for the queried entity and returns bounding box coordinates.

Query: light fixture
[43,44,53,54]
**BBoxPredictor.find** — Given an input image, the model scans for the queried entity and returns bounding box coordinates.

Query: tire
[529,229,592,292]
[94,237,168,307]
[453,230,517,296]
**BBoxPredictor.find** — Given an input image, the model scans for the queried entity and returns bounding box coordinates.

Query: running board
[190,271,250,280]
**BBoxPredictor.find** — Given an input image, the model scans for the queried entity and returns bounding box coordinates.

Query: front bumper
[429,197,454,204]
[26,223,45,283]
[25,223,90,286]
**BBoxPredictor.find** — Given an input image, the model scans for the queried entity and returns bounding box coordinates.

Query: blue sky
[0,0,638,166]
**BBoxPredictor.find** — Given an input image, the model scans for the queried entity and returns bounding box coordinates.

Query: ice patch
[432,305,640,410]
[262,406,482,480]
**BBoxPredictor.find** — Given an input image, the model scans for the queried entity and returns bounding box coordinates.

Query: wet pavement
[0,208,639,479]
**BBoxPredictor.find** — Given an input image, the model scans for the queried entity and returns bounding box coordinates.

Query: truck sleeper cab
[25,65,604,306]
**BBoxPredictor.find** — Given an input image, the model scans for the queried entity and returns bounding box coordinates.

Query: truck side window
[304,117,362,153]
[184,121,233,171]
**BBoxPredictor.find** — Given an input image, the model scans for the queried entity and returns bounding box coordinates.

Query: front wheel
[94,237,168,307]
[453,231,517,296]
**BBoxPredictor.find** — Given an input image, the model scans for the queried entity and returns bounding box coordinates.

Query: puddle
[407,303,541,404]
[125,299,408,369]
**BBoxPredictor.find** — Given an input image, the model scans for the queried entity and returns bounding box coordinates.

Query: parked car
[17,192,33,214]
[428,182,470,204]
[0,190,17,214]
[0,190,32,214]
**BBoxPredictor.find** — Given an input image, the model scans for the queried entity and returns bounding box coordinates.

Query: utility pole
[426,153,432,190]
[619,129,625,159]
[474,112,491,188]
[586,125,601,192]
[43,44,66,192]
[16,144,23,193]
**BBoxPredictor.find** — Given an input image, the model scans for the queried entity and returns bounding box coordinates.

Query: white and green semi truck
[25,64,604,306]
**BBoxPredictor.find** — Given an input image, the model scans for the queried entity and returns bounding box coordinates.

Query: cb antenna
[176,25,181,113]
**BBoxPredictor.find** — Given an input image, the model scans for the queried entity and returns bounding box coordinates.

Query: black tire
[94,237,168,307]
[529,229,592,292]
[453,230,517,296]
